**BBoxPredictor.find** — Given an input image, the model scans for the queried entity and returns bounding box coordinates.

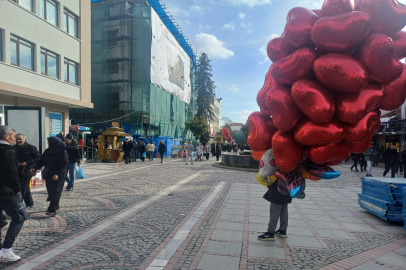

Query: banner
[150,8,192,104]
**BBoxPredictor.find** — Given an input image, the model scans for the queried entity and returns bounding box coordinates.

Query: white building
[0,0,92,151]
[210,96,221,136]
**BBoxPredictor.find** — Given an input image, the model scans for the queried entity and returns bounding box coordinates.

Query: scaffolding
[71,0,196,139]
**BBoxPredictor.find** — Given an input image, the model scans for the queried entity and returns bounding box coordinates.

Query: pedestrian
[396,152,403,175]
[15,134,40,208]
[32,137,68,217]
[363,144,374,177]
[0,125,27,261]
[400,147,406,178]
[233,143,238,152]
[350,153,359,171]
[383,143,398,178]
[205,142,211,160]
[56,132,64,142]
[359,153,366,172]
[64,134,80,191]
[122,138,132,164]
[158,140,166,164]
[132,139,140,162]
[211,142,215,157]
[146,141,155,161]
[86,138,95,159]
[215,142,221,161]
[140,142,146,162]
[78,135,84,160]
[186,141,194,165]
[258,182,291,241]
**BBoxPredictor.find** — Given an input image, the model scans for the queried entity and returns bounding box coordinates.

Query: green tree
[185,115,209,140]
[241,120,248,134]
[215,134,223,143]
[196,53,216,120]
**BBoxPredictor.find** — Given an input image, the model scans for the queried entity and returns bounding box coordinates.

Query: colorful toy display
[250,0,406,199]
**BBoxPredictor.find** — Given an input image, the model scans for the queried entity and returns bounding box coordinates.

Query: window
[64,59,78,85]
[12,0,33,11]
[63,10,78,38]
[41,48,58,79]
[40,0,58,26]
[10,35,34,71]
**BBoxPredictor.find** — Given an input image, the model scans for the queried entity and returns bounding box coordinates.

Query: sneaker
[65,185,70,190]
[258,232,275,241]
[0,250,21,262]
[45,212,56,217]
[68,186,73,191]
[275,230,287,238]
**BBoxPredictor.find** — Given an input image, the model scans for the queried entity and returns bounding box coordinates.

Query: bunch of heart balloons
[222,128,232,142]
[248,0,406,197]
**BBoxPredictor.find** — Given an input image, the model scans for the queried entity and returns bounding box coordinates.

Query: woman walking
[140,142,146,162]
[215,142,221,161]
[158,140,166,164]
[146,141,155,161]
[205,142,211,160]
[31,137,68,217]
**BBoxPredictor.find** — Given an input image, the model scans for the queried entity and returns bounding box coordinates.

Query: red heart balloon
[291,79,335,123]
[266,86,302,132]
[270,48,317,86]
[392,31,406,60]
[267,37,298,63]
[257,68,276,115]
[349,134,374,154]
[322,0,355,17]
[272,131,303,172]
[311,11,371,54]
[247,112,277,152]
[355,33,403,85]
[380,63,406,110]
[344,110,381,143]
[284,7,319,47]
[294,118,345,146]
[355,0,406,35]
[308,140,351,164]
[335,84,385,123]
[312,9,322,17]
[313,54,368,92]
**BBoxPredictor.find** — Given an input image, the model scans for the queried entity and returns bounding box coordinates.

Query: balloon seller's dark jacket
[158,143,166,154]
[122,142,132,154]
[64,140,80,164]
[263,182,292,205]
[15,142,41,178]
[139,145,146,154]
[0,143,21,198]
[382,148,398,164]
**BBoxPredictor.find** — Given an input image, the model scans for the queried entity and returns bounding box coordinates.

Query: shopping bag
[75,166,85,179]
[142,152,146,158]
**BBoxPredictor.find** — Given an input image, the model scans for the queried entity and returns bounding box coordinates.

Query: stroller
[196,149,203,161]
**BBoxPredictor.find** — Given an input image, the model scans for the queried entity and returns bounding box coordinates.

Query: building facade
[70,0,196,139]
[0,0,92,145]
[210,96,221,136]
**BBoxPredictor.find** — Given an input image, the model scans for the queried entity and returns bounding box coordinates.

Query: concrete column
[34,0,41,16]
[35,43,41,73]
[60,53,65,82]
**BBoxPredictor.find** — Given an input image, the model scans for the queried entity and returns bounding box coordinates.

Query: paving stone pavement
[0,159,405,270]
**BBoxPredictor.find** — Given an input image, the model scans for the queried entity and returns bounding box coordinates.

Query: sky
[161,0,326,124]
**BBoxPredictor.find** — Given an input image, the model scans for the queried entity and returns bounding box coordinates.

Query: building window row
[12,0,78,38]
[6,34,78,85]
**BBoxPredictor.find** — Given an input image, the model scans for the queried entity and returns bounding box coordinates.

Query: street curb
[212,162,258,172]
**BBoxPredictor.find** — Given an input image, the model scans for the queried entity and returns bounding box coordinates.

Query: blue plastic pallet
[361,183,404,195]
[358,194,403,211]
[361,189,403,204]
[359,200,403,222]
[361,186,404,198]
[361,177,406,188]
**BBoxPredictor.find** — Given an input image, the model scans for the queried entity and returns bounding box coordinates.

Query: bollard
[29,178,32,188]
[33,178,37,187]
[42,178,45,185]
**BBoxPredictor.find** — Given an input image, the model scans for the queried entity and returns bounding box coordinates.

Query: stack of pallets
[358,177,405,223]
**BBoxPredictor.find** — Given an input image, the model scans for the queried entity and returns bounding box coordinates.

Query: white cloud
[239,13,246,20]
[228,0,272,7]
[229,85,241,93]
[199,24,211,31]
[226,109,253,122]
[194,33,235,60]
[223,22,236,30]
[191,5,204,15]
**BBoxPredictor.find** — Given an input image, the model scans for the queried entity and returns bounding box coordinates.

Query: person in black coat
[132,139,140,162]
[139,142,146,162]
[350,153,359,171]
[122,138,132,164]
[158,140,166,164]
[64,134,80,191]
[211,142,215,157]
[32,137,68,216]
[258,182,292,241]
[215,142,222,161]
[383,143,398,178]
[15,134,40,207]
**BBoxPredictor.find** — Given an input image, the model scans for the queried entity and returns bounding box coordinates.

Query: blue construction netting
[91,0,196,68]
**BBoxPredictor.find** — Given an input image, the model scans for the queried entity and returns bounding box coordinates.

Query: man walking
[363,144,376,177]
[132,139,139,162]
[15,134,40,207]
[0,125,27,261]
[186,141,194,165]
[65,134,80,191]
[383,143,398,178]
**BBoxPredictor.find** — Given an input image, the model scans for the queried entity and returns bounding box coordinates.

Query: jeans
[268,203,288,233]
[149,151,154,161]
[66,162,76,187]
[366,160,372,175]
[133,150,139,161]
[383,163,396,178]
[0,194,27,249]
[206,153,210,160]
[186,153,193,165]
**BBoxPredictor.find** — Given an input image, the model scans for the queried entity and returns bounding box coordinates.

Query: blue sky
[164,0,325,124]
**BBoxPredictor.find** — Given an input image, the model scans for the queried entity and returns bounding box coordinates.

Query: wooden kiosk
[97,122,129,162]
